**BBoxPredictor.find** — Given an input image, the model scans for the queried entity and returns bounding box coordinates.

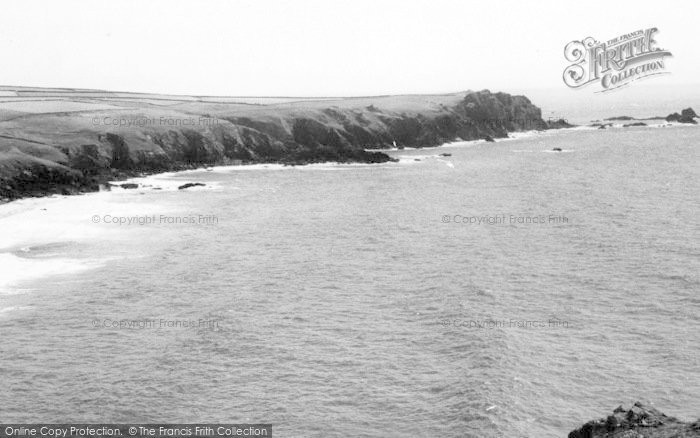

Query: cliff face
[0,88,552,200]
[569,402,700,438]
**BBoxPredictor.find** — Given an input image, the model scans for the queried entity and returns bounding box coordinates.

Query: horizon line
[0,84,482,100]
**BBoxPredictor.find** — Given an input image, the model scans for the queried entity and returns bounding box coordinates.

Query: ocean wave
[0,305,31,314]
[0,187,172,293]
[0,252,104,294]
[108,175,223,192]
[114,162,402,186]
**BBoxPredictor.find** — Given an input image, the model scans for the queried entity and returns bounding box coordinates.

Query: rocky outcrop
[0,88,564,201]
[178,182,206,190]
[547,118,575,129]
[569,402,700,438]
[666,108,698,124]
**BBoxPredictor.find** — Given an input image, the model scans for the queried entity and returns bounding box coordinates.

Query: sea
[1,86,699,437]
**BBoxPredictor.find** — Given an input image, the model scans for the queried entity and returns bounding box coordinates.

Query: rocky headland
[0,86,564,201]
[569,402,700,438]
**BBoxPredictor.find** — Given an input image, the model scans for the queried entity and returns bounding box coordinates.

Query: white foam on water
[214,163,289,171]
[499,130,549,140]
[425,138,485,150]
[414,129,569,151]
[0,305,31,314]
[298,162,390,170]
[0,189,178,293]
[395,155,436,164]
[383,147,408,151]
[397,154,439,160]
[588,121,700,130]
[0,253,104,294]
[156,161,407,174]
[109,174,222,192]
[209,161,389,172]
[0,192,158,249]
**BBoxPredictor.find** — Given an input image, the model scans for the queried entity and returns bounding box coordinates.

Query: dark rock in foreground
[178,182,206,190]
[569,402,700,438]
[623,122,648,127]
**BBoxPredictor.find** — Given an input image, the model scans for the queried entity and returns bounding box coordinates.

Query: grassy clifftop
[0,87,551,201]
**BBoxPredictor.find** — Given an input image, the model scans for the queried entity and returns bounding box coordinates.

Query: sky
[1,0,699,96]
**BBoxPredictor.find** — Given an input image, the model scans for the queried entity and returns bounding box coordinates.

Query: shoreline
[0,127,568,215]
[1,82,695,204]
[0,88,564,202]
[4,120,699,205]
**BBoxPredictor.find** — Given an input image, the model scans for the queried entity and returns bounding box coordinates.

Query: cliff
[0,87,553,201]
[569,402,700,438]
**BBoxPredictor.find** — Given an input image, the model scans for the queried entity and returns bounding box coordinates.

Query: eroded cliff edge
[0,88,560,200]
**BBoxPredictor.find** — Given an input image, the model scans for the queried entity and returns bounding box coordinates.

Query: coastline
[2,81,696,204]
[0,87,570,203]
[60,121,700,183]
[4,119,699,204]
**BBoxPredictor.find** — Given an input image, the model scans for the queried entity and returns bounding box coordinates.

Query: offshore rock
[178,182,206,190]
[666,107,698,124]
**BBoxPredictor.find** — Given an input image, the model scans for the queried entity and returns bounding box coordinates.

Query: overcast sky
[1,0,698,96]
